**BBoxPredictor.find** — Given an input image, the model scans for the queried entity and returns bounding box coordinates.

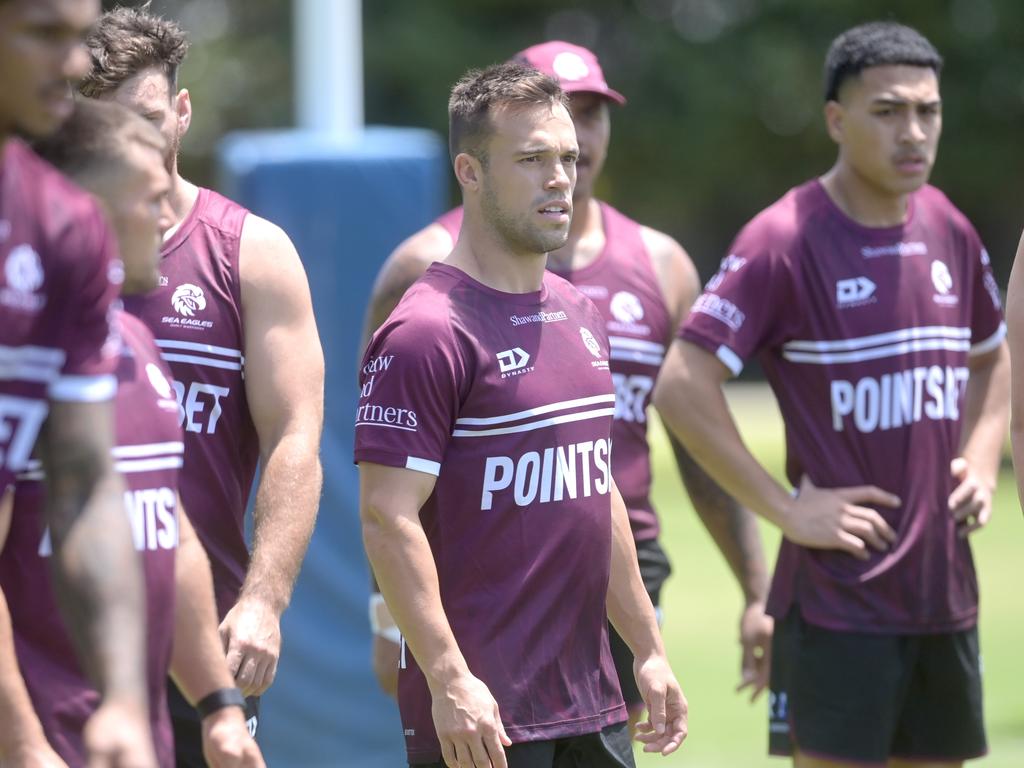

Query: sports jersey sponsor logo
[0,396,48,472]
[1,244,45,312]
[497,347,533,378]
[172,283,206,316]
[39,485,179,556]
[706,254,747,291]
[610,291,644,324]
[158,275,169,287]
[355,402,418,430]
[480,438,612,510]
[830,365,969,433]
[171,380,230,434]
[576,284,608,300]
[983,271,1002,310]
[612,373,653,423]
[509,310,568,326]
[692,293,745,332]
[362,355,394,375]
[836,276,876,308]
[146,363,173,399]
[163,284,213,329]
[861,241,927,259]
[552,51,590,81]
[931,260,959,306]
[580,327,602,357]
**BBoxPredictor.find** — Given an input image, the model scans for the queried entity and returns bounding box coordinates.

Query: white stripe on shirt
[454,394,616,427]
[49,374,117,402]
[782,338,971,365]
[782,325,970,353]
[970,322,1007,356]
[608,337,666,354]
[160,353,242,371]
[112,441,185,459]
[155,339,243,358]
[452,407,615,438]
[113,456,184,474]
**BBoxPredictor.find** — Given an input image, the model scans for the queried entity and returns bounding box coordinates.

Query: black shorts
[413,721,634,768]
[768,607,986,765]
[608,537,672,708]
[167,680,261,767]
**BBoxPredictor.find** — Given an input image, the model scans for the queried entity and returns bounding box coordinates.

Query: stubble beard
[481,183,568,257]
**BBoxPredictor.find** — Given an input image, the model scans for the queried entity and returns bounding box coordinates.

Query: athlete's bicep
[358,461,437,527]
[641,226,700,330]
[359,226,452,363]
[239,215,325,457]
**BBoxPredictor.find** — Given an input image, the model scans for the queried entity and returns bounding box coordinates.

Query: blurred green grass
[637,383,1024,767]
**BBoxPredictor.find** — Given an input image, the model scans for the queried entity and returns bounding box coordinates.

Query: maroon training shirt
[0,139,120,487]
[124,187,256,619]
[355,263,626,763]
[680,180,1005,634]
[436,204,673,542]
[0,311,182,767]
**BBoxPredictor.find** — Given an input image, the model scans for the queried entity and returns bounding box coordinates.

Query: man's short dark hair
[824,22,943,102]
[448,62,566,164]
[79,4,189,98]
[33,99,165,179]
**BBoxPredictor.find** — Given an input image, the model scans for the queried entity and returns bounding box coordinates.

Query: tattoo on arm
[669,431,770,603]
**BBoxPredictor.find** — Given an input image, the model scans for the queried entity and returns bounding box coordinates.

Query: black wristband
[196,687,246,719]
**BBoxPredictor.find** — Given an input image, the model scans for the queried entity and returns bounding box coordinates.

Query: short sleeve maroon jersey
[0,139,120,487]
[0,311,182,767]
[433,205,673,542]
[680,180,1005,634]
[355,264,626,763]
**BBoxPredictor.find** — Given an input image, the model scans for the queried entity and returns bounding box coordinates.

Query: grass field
[636,383,1024,767]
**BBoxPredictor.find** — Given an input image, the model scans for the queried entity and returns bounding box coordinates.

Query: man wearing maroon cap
[362,40,772,728]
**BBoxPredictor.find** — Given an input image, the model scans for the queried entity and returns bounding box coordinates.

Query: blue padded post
[218,126,448,767]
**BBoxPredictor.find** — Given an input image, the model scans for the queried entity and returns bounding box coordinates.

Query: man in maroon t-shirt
[357,63,687,767]
[79,8,325,760]
[0,2,156,765]
[655,22,1008,768]
[2,99,265,768]
[362,40,772,720]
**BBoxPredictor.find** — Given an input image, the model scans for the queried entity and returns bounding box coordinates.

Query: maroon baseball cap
[514,40,626,105]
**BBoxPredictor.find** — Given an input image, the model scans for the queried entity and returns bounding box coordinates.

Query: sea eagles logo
[552,52,589,81]
[5,244,44,293]
[931,260,953,295]
[580,327,602,358]
[172,283,207,317]
[610,291,644,324]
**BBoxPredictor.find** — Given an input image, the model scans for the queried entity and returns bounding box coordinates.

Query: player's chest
[459,316,614,423]
[799,243,970,336]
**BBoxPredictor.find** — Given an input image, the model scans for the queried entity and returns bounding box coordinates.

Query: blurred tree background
[111,0,1024,285]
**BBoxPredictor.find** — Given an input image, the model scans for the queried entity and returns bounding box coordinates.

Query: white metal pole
[294,0,364,135]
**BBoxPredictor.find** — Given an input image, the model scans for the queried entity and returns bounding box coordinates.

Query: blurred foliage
[105,0,1024,284]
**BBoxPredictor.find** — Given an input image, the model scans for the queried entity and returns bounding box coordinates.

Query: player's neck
[447,214,548,294]
[820,165,911,228]
[167,171,200,229]
[547,196,603,273]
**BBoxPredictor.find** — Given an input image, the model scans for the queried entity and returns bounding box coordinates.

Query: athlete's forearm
[171,515,234,704]
[667,431,770,604]
[241,435,322,616]
[0,589,50,758]
[361,501,469,691]
[606,483,664,661]
[654,343,794,530]
[41,407,147,708]
[960,343,1010,486]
